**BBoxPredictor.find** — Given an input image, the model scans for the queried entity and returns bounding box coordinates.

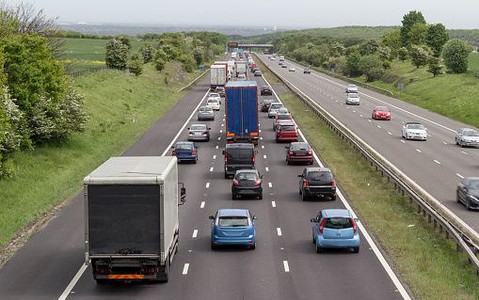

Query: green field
[0,62,203,262]
[468,52,479,72]
[256,57,479,300]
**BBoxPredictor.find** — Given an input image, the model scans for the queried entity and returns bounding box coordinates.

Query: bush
[140,43,155,63]
[105,38,129,70]
[359,54,385,82]
[128,54,144,76]
[155,57,166,71]
[410,45,431,68]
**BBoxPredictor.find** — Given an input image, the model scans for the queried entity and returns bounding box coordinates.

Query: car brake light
[351,218,357,234]
[289,150,293,155]
[233,179,239,186]
[172,150,176,156]
[303,180,310,187]
[319,218,326,234]
[307,150,312,155]
[331,180,336,187]
[255,179,262,186]
[192,149,197,155]
[188,131,193,135]
[203,131,208,135]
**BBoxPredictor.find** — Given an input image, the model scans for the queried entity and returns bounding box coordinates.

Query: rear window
[270,103,283,109]
[200,107,212,112]
[207,99,218,104]
[176,144,193,150]
[277,114,290,120]
[218,216,249,227]
[324,217,353,229]
[236,172,258,181]
[291,143,310,151]
[190,125,206,131]
[227,149,253,162]
[307,171,332,181]
[280,125,296,131]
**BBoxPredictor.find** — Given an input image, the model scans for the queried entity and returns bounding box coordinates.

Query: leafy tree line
[273,11,472,81]
[0,2,87,177]
[105,31,227,76]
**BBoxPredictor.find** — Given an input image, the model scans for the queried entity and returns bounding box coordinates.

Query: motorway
[0,69,409,299]
[258,54,479,233]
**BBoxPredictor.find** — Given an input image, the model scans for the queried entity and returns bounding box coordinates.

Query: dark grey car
[298,167,336,201]
[232,169,263,200]
[457,177,479,210]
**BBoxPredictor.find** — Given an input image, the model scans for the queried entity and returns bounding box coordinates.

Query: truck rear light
[96,265,110,275]
[233,179,240,186]
[144,266,157,275]
[351,218,357,234]
[319,218,326,234]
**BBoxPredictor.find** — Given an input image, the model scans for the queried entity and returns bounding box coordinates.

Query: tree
[400,11,426,47]
[378,46,392,61]
[442,39,472,73]
[359,39,380,55]
[140,43,154,63]
[128,53,143,76]
[427,56,443,77]
[358,55,384,82]
[426,23,449,57]
[105,38,129,70]
[410,45,431,68]
[381,29,401,58]
[193,47,204,66]
[409,23,428,45]
[398,47,409,61]
[155,57,166,71]
[344,51,362,77]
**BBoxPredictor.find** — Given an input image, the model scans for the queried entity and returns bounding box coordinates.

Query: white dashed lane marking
[263,155,267,159]
[283,261,290,273]
[434,160,441,165]
[182,263,190,275]
[261,145,265,149]
[268,182,273,188]
[192,230,198,238]
[276,228,282,236]
[461,151,468,155]
[206,182,210,189]
[265,167,269,172]
[272,201,276,208]
[416,149,422,153]
[401,140,406,143]
[209,167,214,172]
[457,173,464,179]
[213,155,217,160]
[200,201,205,208]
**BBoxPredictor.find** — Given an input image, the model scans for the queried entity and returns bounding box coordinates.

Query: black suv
[298,167,336,201]
[223,143,256,178]
[260,86,273,96]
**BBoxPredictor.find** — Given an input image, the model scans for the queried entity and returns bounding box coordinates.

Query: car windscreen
[218,216,249,227]
[176,143,193,150]
[227,148,253,164]
[324,217,353,229]
[190,125,206,131]
[270,103,282,109]
[408,124,424,130]
[464,130,479,136]
[236,172,258,181]
[348,93,359,98]
[280,125,296,131]
[307,171,332,182]
[467,179,479,190]
[291,143,309,151]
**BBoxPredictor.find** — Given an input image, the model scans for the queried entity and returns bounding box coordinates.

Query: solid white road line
[276,228,282,236]
[206,182,210,189]
[457,173,464,179]
[200,201,205,208]
[192,229,198,238]
[57,263,89,300]
[271,201,276,208]
[283,261,290,273]
[182,263,190,275]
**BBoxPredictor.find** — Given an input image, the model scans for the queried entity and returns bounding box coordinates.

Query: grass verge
[0,62,203,260]
[258,58,479,299]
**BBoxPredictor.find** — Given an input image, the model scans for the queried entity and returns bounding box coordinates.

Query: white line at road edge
[59,89,211,300]
[261,64,411,300]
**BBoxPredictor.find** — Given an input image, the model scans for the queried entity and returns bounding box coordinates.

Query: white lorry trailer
[210,64,227,89]
[84,156,186,283]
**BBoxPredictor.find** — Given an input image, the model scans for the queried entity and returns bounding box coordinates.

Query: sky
[4,0,479,29]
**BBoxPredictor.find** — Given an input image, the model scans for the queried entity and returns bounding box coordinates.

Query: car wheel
[232,193,236,200]
[330,195,337,201]
[287,159,290,165]
[315,243,323,253]
[457,193,461,203]
[353,247,360,254]
[258,193,263,200]
[460,141,465,147]
[211,243,217,250]
[224,173,229,179]
[455,138,459,145]
[206,137,210,142]
[302,191,307,201]
[466,199,472,210]
[312,234,316,244]
[299,186,302,195]
[193,159,197,164]
[309,160,314,165]
[250,242,256,250]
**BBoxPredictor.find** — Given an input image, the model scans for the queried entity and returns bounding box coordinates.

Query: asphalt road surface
[0,71,408,299]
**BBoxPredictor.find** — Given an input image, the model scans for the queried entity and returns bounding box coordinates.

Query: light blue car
[210,209,256,250]
[310,209,360,253]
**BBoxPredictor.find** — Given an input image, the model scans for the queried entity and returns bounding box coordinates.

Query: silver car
[268,102,284,118]
[346,84,358,93]
[346,93,360,105]
[402,122,427,141]
[455,128,479,148]
[198,106,215,121]
[188,123,211,142]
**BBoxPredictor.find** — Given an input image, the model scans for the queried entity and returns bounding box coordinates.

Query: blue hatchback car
[310,209,360,253]
[171,141,198,163]
[209,209,256,250]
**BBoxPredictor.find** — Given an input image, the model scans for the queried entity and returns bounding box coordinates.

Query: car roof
[405,122,422,125]
[459,128,477,132]
[217,209,250,217]
[225,143,254,149]
[321,209,352,218]
[176,141,194,146]
[235,169,259,175]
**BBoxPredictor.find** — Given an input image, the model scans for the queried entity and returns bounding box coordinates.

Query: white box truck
[210,64,227,88]
[84,156,186,283]
[235,60,247,76]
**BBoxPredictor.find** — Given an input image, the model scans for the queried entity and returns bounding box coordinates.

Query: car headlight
[247,235,254,238]
[469,195,479,202]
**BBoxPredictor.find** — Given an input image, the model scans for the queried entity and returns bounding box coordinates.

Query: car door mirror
[171,146,175,149]
[310,218,317,223]
[208,127,211,130]
[252,215,257,220]
[285,145,290,149]
[354,218,359,223]
[187,127,190,130]
[209,215,215,220]
[222,150,225,155]
[298,174,303,177]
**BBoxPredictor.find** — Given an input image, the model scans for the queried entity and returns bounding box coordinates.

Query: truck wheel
[159,260,170,283]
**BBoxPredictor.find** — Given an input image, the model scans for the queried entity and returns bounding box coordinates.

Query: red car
[276,121,298,143]
[286,142,314,165]
[372,106,391,120]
